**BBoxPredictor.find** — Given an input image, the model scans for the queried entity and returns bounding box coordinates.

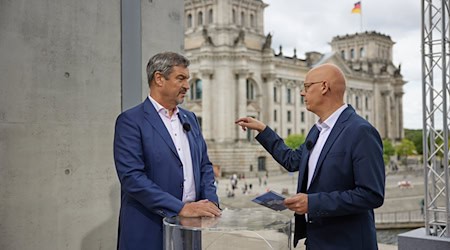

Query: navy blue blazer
[256,106,385,250]
[113,98,218,250]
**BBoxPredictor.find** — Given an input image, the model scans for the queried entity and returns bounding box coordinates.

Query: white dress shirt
[307,104,348,189]
[148,96,196,203]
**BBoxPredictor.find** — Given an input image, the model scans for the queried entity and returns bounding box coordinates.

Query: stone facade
[183,0,405,176]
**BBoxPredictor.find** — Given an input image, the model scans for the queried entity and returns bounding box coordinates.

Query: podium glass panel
[163,208,292,250]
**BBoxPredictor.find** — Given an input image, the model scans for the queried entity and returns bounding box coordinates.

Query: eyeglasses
[301,81,324,93]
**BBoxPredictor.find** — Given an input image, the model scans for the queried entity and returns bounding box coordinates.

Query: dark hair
[146,52,190,87]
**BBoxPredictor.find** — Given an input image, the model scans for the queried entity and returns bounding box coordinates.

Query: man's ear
[154,72,164,87]
[322,80,330,94]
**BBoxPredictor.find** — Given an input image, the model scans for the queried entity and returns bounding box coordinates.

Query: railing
[375,210,424,229]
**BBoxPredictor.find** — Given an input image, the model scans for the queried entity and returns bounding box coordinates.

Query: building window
[365,115,369,120]
[232,9,236,23]
[355,96,359,109]
[287,88,292,104]
[258,156,266,171]
[301,128,305,135]
[365,96,369,109]
[287,128,292,136]
[240,11,245,26]
[190,79,202,100]
[197,117,202,129]
[247,127,252,141]
[341,50,345,59]
[301,96,304,104]
[287,111,292,122]
[360,47,365,58]
[208,9,213,24]
[350,48,355,59]
[250,14,255,27]
[187,14,192,28]
[300,111,305,122]
[273,87,277,102]
[274,110,277,122]
[246,79,255,100]
[198,11,203,26]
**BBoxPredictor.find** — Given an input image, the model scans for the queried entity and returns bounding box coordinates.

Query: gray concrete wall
[0,0,184,249]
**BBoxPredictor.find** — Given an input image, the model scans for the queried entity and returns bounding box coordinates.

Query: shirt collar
[148,96,179,118]
[315,104,348,131]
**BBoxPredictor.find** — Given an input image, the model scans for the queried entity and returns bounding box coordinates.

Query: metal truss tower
[422,0,450,238]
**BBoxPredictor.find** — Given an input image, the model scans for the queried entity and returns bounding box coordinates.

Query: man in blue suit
[114,52,221,250]
[236,64,385,249]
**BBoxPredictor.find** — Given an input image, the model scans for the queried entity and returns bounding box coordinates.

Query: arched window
[232,9,236,23]
[250,14,255,27]
[208,9,213,24]
[246,79,255,100]
[350,48,355,59]
[198,11,203,26]
[187,14,192,28]
[359,47,365,58]
[273,87,278,102]
[341,50,346,59]
[287,88,292,104]
[190,79,202,100]
[241,11,245,26]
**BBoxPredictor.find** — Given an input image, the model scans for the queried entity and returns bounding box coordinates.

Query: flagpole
[360,2,363,32]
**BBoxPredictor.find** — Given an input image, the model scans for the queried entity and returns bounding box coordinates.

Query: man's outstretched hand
[235,117,266,132]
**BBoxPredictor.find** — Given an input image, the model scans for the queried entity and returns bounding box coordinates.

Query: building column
[293,82,300,133]
[235,69,248,141]
[280,80,286,138]
[200,69,213,141]
[382,90,392,139]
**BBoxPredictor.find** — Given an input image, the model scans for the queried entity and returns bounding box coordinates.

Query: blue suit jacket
[113,98,218,250]
[256,106,385,250]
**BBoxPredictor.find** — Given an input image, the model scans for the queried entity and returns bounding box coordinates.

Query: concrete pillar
[0,0,184,249]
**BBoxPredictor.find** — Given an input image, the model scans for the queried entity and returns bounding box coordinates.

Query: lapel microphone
[183,123,191,132]
[306,140,314,150]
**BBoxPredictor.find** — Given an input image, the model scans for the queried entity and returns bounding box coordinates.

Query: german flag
[352,1,361,14]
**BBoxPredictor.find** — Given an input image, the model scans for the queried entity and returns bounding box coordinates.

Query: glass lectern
[163,207,292,250]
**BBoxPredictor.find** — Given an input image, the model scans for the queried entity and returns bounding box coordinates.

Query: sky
[263,0,422,129]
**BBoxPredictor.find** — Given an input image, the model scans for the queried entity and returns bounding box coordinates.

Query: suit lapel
[311,106,354,185]
[178,110,198,165]
[298,126,320,192]
[143,98,179,159]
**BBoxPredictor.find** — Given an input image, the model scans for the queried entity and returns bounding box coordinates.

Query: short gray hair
[146,52,190,87]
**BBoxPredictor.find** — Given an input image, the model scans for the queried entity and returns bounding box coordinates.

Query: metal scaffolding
[422,0,450,238]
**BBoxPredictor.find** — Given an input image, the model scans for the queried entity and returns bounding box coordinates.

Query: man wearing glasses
[236,63,385,249]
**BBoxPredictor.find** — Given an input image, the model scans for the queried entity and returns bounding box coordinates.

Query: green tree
[383,139,395,164]
[404,129,423,154]
[395,138,416,167]
[285,134,306,149]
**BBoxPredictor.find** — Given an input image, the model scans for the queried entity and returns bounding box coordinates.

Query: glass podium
[163,208,292,250]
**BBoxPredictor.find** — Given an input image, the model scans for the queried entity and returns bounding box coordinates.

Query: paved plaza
[214,169,425,250]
